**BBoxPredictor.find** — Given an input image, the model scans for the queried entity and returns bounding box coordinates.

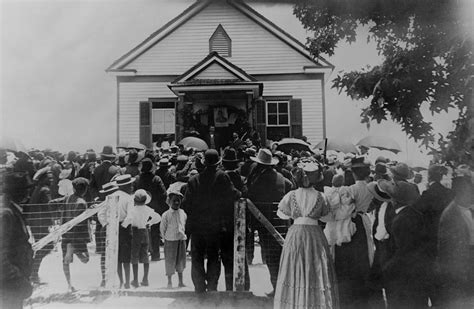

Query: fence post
[233,198,246,291]
[104,195,119,289]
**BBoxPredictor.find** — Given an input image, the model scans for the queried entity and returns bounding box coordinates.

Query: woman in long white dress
[274,159,339,309]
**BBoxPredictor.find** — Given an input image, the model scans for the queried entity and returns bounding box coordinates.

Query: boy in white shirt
[122,189,161,288]
[160,183,187,288]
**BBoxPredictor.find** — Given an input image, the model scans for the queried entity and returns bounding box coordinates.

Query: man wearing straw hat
[182,149,240,293]
[247,148,292,296]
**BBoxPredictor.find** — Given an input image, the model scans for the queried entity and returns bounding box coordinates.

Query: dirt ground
[26,243,274,308]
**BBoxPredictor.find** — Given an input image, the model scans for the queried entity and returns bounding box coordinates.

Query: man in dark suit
[438,172,474,306]
[182,149,241,293]
[413,164,453,305]
[90,145,120,199]
[247,148,292,296]
[1,172,34,309]
[380,180,430,308]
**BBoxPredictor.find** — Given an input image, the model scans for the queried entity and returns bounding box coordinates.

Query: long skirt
[274,224,339,309]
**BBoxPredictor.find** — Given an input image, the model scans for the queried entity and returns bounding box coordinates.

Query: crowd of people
[1,136,473,309]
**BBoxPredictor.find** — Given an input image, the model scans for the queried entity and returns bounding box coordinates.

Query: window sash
[266,101,289,127]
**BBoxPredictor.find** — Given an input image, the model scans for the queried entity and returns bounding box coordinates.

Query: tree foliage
[293,0,473,165]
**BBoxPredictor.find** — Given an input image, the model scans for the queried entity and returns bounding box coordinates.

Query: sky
[0,0,461,164]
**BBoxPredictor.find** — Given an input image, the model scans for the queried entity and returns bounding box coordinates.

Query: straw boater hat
[158,158,172,167]
[134,189,152,205]
[100,145,116,161]
[99,182,119,195]
[114,174,136,186]
[251,148,278,166]
[367,181,391,202]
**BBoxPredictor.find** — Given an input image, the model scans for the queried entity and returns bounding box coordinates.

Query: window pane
[267,103,277,113]
[268,115,278,125]
[279,114,288,125]
[278,103,288,113]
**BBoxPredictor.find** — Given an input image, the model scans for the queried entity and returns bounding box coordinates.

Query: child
[51,177,91,292]
[322,174,357,248]
[160,183,187,289]
[121,189,161,288]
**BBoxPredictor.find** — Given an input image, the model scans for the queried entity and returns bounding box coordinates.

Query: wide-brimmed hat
[251,148,278,166]
[367,181,391,202]
[203,149,221,167]
[378,180,420,205]
[100,145,116,160]
[167,182,184,198]
[114,174,136,186]
[134,189,151,205]
[33,166,52,181]
[351,156,370,168]
[59,168,72,180]
[222,148,239,162]
[99,182,119,195]
[390,162,410,180]
[158,158,172,167]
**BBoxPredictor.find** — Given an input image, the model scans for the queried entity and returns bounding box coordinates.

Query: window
[209,24,231,57]
[266,101,289,126]
[266,100,290,141]
[151,100,175,136]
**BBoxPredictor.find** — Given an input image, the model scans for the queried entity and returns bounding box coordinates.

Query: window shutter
[290,98,303,138]
[256,99,266,144]
[139,101,152,148]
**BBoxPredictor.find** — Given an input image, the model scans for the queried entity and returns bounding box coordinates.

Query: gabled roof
[172,51,256,84]
[106,0,334,72]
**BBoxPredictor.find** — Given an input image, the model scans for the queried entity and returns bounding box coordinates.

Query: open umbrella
[275,138,312,154]
[178,136,209,151]
[314,138,359,154]
[357,136,402,154]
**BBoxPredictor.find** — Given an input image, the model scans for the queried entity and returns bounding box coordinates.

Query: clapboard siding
[193,62,239,80]
[125,1,315,75]
[119,82,176,143]
[262,79,324,144]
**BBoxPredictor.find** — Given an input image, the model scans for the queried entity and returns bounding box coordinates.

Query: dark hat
[159,158,172,167]
[4,171,34,194]
[374,163,388,176]
[86,149,97,162]
[67,151,77,162]
[351,157,370,168]
[100,145,116,160]
[114,174,136,186]
[390,162,410,180]
[428,164,447,181]
[367,181,391,202]
[127,149,138,164]
[251,148,278,166]
[375,156,390,164]
[203,149,221,167]
[140,157,153,172]
[378,180,419,205]
[134,189,151,205]
[222,148,239,162]
[72,177,89,192]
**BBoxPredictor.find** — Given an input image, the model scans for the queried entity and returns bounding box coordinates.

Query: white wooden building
[106,0,333,150]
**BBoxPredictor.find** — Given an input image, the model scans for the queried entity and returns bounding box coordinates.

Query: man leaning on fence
[1,172,34,309]
[246,148,292,297]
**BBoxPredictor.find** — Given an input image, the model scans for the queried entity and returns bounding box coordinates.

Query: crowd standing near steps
[1,136,474,309]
